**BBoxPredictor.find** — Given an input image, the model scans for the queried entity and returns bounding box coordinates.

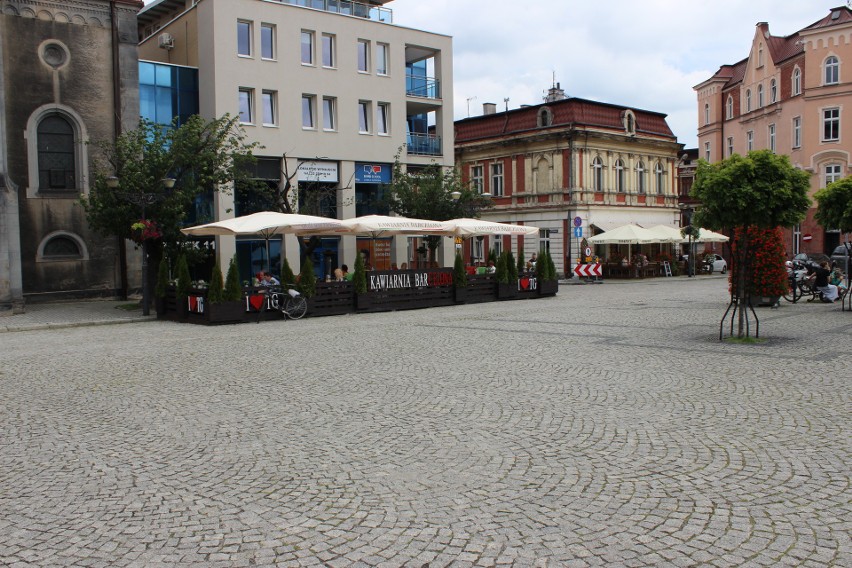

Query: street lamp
[107,176,176,315]
[451,190,491,264]
[679,203,696,277]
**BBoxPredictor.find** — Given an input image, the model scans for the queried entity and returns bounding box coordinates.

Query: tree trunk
[736,232,750,338]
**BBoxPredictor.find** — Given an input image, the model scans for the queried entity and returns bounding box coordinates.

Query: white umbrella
[648,225,689,244]
[181,211,346,272]
[588,223,663,262]
[441,217,540,237]
[336,214,450,237]
[693,228,729,243]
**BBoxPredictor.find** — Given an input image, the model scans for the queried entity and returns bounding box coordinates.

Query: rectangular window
[539,229,551,255]
[823,108,840,141]
[768,124,776,153]
[302,95,315,128]
[471,165,483,193]
[826,164,842,186]
[491,162,504,197]
[747,130,754,151]
[322,33,335,68]
[376,102,389,135]
[357,40,369,72]
[262,90,276,126]
[727,137,734,157]
[301,31,314,65]
[704,142,711,161]
[322,97,336,131]
[238,88,253,124]
[261,24,275,59]
[793,117,802,148]
[358,101,371,133]
[237,20,252,57]
[376,43,389,75]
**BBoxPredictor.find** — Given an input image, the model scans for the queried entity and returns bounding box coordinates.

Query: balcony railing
[406,74,441,99]
[271,0,393,23]
[406,133,442,156]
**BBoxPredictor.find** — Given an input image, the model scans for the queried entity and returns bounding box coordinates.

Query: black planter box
[454,286,468,304]
[497,282,519,300]
[205,301,247,324]
[538,280,558,296]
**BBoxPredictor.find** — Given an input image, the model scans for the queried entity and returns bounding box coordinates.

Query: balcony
[406,133,442,156]
[272,0,392,23]
[406,74,440,99]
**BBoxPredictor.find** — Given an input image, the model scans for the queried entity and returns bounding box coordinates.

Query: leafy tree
[175,254,191,297]
[453,251,468,288]
[281,257,296,286]
[815,176,852,233]
[353,251,367,294]
[383,150,492,262]
[507,251,518,281]
[297,257,317,297]
[82,115,260,296]
[223,256,242,301]
[207,260,224,304]
[692,150,810,338]
[154,256,170,298]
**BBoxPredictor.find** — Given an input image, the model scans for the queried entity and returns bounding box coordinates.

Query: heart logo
[249,295,265,311]
[188,296,198,311]
[520,277,530,290]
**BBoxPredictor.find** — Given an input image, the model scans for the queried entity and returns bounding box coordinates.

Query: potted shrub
[297,257,316,298]
[174,253,191,320]
[154,255,170,318]
[205,257,246,324]
[281,257,296,286]
[496,251,518,300]
[453,251,468,303]
[353,251,370,310]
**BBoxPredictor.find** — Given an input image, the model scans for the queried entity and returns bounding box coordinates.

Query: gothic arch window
[615,159,625,192]
[745,89,752,112]
[622,110,636,135]
[592,156,604,192]
[825,55,839,85]
[726,95,733,119]
[770,79,777,103]
[792,67,801,96]
[758,44,764,67]
[25,104,89,198]
[36,231,89,262]
[636,161,646,194]
[655,162,664,195]
[537,106,553,128]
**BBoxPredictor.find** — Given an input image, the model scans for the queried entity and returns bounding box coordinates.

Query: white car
[683,254,727,274]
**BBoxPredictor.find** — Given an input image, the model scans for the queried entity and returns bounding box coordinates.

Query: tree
[280,257,296,286]
[297,257,317,298]
[223,256,242,301]
[353,251,367,295]
[815,176,852,233]
[692,150,810,338]
[453,251,468,288]
[383,151,491,261]
[207,260,224,304]
[82,115,260,296]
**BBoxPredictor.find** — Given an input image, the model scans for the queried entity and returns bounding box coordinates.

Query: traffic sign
[574,227,582,238]
[584,246,592,257]
[574,263,602,277]
[573,216,582,227]
[803,234,813,241]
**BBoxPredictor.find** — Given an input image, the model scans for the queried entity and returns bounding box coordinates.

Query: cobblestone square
[1,277,850,567]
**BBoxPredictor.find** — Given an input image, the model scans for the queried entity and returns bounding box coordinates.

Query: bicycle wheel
[285,295,307,320]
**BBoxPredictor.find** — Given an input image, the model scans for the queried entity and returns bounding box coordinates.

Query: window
[770,79,777,103]
[358,101,370,132]
[262,90,276,126]
[237,20,252,57]
[758,44,764,67]
[793,67,801,95]
[592,157,603,192]
[538,107,553,128]
[261,24,275,59]
[41,235,82,259]
[726,95,733,119]
[637,161,646,193]
[471,165,483,193]
[376,43,389,75]
[825,56,839,85]
[823,108,840,141]
[768,124,776,153]
[727,137,734,157]
[704,103,710,125]
[301,31,314,65]
[758,84,764,108]
[745,89,751,112]
[539,229,551,255]
[704,142,711,161]
[322,97,336,131]
[322,33,335,67]
[37,115,76,190]
[238,88,253,124]
[615,159,625,192]
[376,102,389,135]
[825,164,843,186]
[302,95,315,128]
[793,116,802,148]
[747,130,754,151]
[655,162,664,195]
[357,40,369,72]
[491,162,504,197]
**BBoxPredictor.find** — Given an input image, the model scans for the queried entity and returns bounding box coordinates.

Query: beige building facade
[696,7,852,256]
[137,0,455,274]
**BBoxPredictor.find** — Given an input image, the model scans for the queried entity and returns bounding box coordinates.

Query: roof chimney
[483,102,497,115]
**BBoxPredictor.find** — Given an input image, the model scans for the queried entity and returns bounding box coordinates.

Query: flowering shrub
[730,226,787,298]
[130,219,161,244]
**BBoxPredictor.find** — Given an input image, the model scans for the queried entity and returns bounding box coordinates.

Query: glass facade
[139,61,199,127]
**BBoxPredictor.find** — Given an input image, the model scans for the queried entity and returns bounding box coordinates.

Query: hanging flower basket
[130,219,161,244]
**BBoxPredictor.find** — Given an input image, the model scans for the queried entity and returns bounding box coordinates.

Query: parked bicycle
[782,260,808,303]
[269,286,308,320]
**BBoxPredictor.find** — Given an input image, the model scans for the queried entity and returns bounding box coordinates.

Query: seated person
[808,261,839,302]
[486,261,496,274]
[259,271,279,287]
[333,267,344,282]
[830,268,847,294]
[341,264,354,281]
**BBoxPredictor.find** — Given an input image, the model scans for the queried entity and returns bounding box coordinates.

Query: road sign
[574,227,582,238]
[573,216,582,227]
[574,263,602,277]
[584,246,592,257]
[803,234,813,241]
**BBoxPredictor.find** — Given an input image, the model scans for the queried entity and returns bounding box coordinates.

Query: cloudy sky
[387,0,827,148]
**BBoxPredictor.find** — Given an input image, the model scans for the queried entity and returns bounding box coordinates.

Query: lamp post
[106,176,176,315]
[679,203,696,277]
[451,190,491,264]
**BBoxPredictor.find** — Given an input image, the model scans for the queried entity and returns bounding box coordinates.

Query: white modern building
[137,0,454,277]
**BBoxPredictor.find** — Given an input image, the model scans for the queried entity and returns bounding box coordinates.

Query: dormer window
[622,109,636,135]
[537,106,553,128]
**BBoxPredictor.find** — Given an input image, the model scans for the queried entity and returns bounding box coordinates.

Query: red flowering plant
[129,219,162,244]
[729,226,787,298]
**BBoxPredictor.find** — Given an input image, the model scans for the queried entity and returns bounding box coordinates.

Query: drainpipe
[111,0,129,300]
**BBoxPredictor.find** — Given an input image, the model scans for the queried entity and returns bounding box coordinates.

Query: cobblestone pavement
[1,277,850,567]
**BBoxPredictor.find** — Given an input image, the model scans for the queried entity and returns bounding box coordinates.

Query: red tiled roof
[766,33,803,64]
[803,6,852,31]
[455,97,674,144]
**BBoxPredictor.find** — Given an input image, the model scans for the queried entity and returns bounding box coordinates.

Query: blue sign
[573,216,582,227]
[355,163,391,184]
[574,227,583,238]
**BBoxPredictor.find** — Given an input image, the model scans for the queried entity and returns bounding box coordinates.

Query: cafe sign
[355,162,391,184]
[298,160,339,183]
[368,269,453,292]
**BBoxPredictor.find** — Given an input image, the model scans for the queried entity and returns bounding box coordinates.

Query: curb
[0,316,156,334]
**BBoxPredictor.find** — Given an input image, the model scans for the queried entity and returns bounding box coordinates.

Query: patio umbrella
[181,211,346,272]
[336,214,450,237]
[647,225,689,243]
[693,228,729,243]
[441,218,540,237]
[587,223,663,261]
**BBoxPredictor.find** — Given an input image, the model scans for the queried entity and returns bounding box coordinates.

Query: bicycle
[782,260,808,303]
[270,286,308,320]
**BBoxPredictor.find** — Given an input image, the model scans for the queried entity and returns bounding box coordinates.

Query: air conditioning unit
[158,33,174,50]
